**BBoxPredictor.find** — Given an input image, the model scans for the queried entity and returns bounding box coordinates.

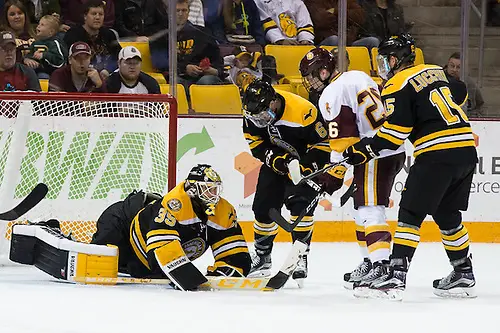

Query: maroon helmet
[299,48,336,93]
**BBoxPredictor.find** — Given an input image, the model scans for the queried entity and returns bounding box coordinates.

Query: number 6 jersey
[318,70,405,162]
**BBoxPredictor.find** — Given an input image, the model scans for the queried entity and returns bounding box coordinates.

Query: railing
[461,0,487,88]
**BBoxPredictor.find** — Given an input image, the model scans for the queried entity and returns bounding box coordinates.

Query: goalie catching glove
[343,138,380,166]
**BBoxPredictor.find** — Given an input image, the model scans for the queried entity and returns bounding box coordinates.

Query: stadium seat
[159,84,189,114]
[147,72,166,84]
[273,83,293,93]
[190,84,242,115]
[119,42,155,73]
[264,45,314,78]
[296,84,309,100]
[320,46,372,75]
[39,79,48,92]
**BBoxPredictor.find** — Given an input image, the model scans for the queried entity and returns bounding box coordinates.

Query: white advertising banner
[177,119,500,223]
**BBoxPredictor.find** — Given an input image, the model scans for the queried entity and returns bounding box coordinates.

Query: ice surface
[0,243,498,333]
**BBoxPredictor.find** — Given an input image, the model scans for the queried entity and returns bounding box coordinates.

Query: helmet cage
[243,107,276,128]
[302,69,328,93]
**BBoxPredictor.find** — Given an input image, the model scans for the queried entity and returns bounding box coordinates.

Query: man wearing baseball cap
[0,31,41,92]
[106,46,160,94]
[49,42,106,92]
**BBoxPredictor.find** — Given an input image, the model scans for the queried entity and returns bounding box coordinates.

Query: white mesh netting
[0,93,177,263]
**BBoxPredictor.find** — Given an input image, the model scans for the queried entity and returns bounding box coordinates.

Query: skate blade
[355,288,404,301]
[352,286,371,298]
[294,278,305,289]
[343,281,354,290]
[433,286,477,299]
[247,269,271,278]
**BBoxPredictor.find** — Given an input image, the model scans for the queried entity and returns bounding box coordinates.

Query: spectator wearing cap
[64,0,121,80]
[0,30,40,91]
[49,41,105,92]
[106,46,160,94]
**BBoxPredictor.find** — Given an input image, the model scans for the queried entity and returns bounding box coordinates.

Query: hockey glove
[317,165,347,195]
[265,149,294,175]
[343,139,379,166]
[207,263,244,277]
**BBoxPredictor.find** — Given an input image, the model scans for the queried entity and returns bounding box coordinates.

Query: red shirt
[49,65,106,93]
[0,63,41,91]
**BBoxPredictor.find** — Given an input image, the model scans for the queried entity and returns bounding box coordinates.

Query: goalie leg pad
[10,225,119,282]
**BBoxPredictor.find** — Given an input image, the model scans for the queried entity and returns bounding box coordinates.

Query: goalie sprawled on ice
[9,164,252,291]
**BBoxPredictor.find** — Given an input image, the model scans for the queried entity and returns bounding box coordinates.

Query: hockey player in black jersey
[242,80,334,286]
[342,34,478,299]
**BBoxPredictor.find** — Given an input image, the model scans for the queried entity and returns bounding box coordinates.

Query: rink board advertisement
[177,118,500,242]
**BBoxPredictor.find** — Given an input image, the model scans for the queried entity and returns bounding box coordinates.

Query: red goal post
[0,92,178,260]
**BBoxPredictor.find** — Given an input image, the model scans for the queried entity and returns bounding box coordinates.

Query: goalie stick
[268,181,356,233]
[74,241,308,291]
[0,183,48,221]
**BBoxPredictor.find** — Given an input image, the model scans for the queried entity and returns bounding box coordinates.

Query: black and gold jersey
[128,182,250,279]
[244,90,330,165]
[372,64,477,164]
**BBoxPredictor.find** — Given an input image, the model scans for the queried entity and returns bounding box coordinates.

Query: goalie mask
[185,164,223,206]
[242,80,277,128]
[377,33,416,80]
[300,48,336,93]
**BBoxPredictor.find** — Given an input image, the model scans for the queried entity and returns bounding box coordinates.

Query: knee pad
[356,206,387,227]
[398,207,426,228]
[433,209,462,230]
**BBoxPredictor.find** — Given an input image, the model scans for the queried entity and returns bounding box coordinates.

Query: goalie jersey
[129,182,250,288]
[371,64,478,164]
[318,70,405,162]
[244,90,330,166]
[254,0,315,44]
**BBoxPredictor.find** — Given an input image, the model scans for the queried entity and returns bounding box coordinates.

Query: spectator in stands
[22,0,60,25]
[188,0,204,26]
[219,0,266,46]
[114,0,168,41]
[224,45,262,92]
[444,52,485,117]
[23,15,66,78]
[358,0,406,46]
[107,46,160,94]
[64,0,121,80]
[150,0,223,99]
[0,31,40,91]
[203,0,225,41]
[60,0,115,29]
[304,0,378,49]
[487,0,500,26]
[253,0,314,45]
[49,41,105,92]
[1,0,36,60]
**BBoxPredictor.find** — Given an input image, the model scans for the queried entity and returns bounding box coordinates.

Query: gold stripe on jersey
[146,229,181,252]
[254,221,279,236]
[146,240,169,252]
[297,25,314,35]
[244,133,264,150]
[459,93,469,108]
[382,64,444,96]
[375,122,412,147]
[154,240,186,267]
[308,140,332,153]
[214,247,249,261]
[383,123,413,133]
[130,216,150,269]
[414,139,476,158]
[275,90,318,127]
[414,127,472,147]
[330,137,359,153]
[262,18,278,32]
[212,235,246,251]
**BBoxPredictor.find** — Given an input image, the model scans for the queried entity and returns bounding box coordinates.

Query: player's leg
[249,166,286,277]
[352,153,404,292]
[283,182,318,285]
[431,163,476,298]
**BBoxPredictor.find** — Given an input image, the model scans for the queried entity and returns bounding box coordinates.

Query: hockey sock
[253,220,278,256]
[291,215,313,254]
[441,224,470,266]
[365,223,392,263]
[392,222,420,263]
[355,223,369,259]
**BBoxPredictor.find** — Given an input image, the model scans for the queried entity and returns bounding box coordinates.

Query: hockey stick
[0,183,48,221]
[73,241,308,291]
[268,181,356,233]
[289,158,349,186]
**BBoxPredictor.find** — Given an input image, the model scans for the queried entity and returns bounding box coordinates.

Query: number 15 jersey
[318,70,405,162]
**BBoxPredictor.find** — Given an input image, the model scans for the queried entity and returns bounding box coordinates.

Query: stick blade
[268,208,294,232]
[0,183,48,221]
[263,240,308,291]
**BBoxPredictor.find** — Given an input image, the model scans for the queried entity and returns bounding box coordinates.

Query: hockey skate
[292,254,307,288]
[343,258,371,290]
[248,252,272,277]
[433,256,476,298]
[366,258,408,300]
[352,260,389,298]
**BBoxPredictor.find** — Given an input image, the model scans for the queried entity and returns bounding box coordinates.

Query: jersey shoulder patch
[277,90,318,127]
[160,182,194,222]
[382,64,442,96]
[207,198,238,230]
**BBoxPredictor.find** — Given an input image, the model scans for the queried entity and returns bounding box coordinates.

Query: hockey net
[0,92,177,264]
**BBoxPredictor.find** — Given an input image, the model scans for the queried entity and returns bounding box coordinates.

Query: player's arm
[243,118,295,175]
[146,204,208,291]
[206,205,251,277]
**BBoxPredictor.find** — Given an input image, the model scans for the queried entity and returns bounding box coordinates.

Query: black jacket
[114,0,168,38]
[358,0,405,41]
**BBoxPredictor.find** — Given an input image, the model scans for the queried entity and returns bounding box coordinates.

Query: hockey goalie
[9,164,252,291]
